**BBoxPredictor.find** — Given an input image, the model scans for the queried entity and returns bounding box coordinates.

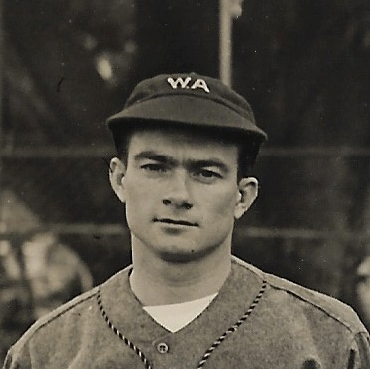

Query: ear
[234,177,258,219]
[109,157,127,203]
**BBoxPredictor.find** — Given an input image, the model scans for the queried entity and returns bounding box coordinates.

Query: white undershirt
[143,293,218,333]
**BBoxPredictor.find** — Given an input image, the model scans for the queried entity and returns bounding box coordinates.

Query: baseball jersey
[3,256,370,369]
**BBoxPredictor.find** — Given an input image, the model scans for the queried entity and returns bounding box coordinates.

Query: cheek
[201,186,238,220]
[124,177,163,217]
[124,179,149,215]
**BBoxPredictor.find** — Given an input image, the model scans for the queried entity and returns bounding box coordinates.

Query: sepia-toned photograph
[0,1,369,368]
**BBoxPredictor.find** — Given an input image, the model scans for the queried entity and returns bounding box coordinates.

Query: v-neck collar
[143,292,219,333]
[98,256,265,343]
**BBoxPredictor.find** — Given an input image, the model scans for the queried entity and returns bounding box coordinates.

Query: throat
[129,256,231,306]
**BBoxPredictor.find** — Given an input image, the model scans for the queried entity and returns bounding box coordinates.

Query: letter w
[167,77,192,89]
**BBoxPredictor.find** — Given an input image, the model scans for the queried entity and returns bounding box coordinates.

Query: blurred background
[1,0,370,360]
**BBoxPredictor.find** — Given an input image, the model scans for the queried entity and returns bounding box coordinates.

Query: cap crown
[107,72,267,142]
[125,72,255,121]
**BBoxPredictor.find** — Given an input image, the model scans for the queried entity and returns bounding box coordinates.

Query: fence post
[219,0,232,86]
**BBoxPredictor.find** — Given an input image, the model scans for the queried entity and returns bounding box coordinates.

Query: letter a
[167,77,192,89]
[191,79,210,93]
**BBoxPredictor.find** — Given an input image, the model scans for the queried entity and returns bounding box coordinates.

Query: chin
[157,244,219,264]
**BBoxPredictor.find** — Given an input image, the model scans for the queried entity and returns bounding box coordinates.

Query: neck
[129,238,232,306]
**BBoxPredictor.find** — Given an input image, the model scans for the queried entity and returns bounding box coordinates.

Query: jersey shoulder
[232,255,367,335]
[15,286,98,348]
[6,267,132,365]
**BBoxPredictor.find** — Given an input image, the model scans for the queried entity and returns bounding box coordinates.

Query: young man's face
[110,127,258,263]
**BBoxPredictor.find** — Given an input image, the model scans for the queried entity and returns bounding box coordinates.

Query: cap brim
[106,95,267,141]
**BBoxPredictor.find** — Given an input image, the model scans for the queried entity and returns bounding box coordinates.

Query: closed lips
[154,218,198,226]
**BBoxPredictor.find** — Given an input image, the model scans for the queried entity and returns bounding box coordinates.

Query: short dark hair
[111,121,263,180]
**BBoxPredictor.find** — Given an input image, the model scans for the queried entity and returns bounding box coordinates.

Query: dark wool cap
[106,72,267,142]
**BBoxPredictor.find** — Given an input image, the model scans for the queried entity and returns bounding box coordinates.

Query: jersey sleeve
[2,348,15,369]
[2,344,31,369]
[348,331,370,369]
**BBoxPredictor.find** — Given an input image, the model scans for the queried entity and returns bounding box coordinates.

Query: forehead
[128,127,239,160]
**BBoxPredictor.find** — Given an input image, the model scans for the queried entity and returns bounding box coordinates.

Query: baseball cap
[106,72,267,142]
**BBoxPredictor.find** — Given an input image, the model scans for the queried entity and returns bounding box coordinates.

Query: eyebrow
[134,151,230,173]
[187,159,229,173]
[134,151,178,165]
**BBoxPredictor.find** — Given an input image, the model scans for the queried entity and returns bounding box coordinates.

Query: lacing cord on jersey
[196,280,267,368]
[97,279,267,369]
[97,289,153,369]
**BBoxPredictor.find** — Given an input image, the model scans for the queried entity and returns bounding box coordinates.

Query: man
[3,72,370,368]
[356,256,370,329]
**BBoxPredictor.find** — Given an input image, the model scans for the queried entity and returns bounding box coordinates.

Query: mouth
[154,218,198,227]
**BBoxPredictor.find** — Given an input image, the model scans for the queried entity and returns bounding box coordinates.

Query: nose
[162,170,193,210]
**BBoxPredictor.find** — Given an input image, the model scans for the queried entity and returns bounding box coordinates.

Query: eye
[141,163,168,172]
[200,170,220,178]
[194,169,222,181]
